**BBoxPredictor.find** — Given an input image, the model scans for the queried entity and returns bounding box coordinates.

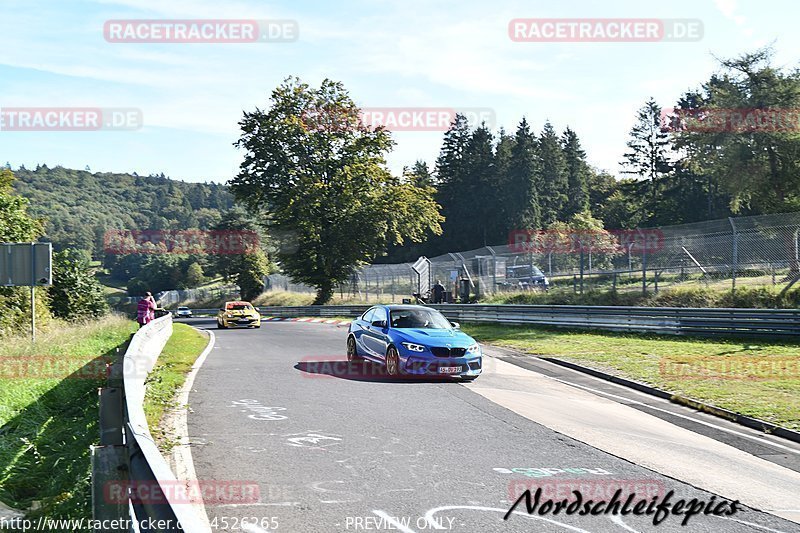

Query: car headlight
[466,343,481,355]
[401,342,425,352]
[226,313,234,318]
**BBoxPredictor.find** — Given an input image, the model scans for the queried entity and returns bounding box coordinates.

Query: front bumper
[397,348,482,378]
[221,316,261,327]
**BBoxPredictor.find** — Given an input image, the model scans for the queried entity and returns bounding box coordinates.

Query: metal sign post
[1,242,52,341]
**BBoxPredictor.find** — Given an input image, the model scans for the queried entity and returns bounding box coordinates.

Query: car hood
[393,329,476,347]
[224,310,258,316]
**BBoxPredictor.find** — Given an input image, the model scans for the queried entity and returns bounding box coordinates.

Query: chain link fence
[111,285,240,306]
[265,212,800,302]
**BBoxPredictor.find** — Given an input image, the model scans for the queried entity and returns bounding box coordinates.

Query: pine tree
[506,118,542,231]
[463,124,496,247]
[562,127,590,219]
[621,98,672,205]
[538,121,568,226]
[435,114,471,250]
[405,160,434,188]
[492,128,515,242]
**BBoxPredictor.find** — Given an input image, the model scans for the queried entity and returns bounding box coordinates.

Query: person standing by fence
[431,280,445,304]
[137,291,156,328]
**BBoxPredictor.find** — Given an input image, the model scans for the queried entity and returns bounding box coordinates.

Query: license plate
[438,366,462,374]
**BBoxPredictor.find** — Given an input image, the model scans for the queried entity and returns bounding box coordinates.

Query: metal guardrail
[92,314,209,532]
[175,304,800,338]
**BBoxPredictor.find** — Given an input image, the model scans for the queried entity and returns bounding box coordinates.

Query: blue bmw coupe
[347,304,482,380]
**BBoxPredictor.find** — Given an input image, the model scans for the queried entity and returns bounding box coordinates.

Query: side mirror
[371,320,387,329]
[451,321,460,329]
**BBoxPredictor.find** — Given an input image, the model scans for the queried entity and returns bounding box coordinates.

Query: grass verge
[480,285,800,308]
[0,316,136,521]
[142,323,209,449]
[463,323,800,431]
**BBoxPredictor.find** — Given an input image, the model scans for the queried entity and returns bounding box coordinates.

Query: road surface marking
[372,511,418,533]
[240,523,270,533]
[423,505,592,532]
[721,517,791,532]
[609,515,641,532]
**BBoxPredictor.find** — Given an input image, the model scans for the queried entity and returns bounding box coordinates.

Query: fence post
[729,217,738,291]
[628,243,634,279]
[579,246,585,294]
[641,246,647,296]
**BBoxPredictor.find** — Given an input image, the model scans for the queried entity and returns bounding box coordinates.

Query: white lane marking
[535,369,800,457]
[215,502,299,507]
[720,517,792,533]
[240,523,270,533]
[172,328,215,526]
[311,481,362,503]
[372,511,418,533]
[609,514,641,532]
[423,505,592,532]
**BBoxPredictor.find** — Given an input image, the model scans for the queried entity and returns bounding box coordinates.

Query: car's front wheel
[347,336,361,362]
[386,346,401,377]
[217,320,226,329]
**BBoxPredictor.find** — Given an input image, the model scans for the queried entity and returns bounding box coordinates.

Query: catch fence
[269,212,800,302]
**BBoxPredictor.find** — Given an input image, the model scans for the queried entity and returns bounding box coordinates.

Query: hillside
[11,165,234,257]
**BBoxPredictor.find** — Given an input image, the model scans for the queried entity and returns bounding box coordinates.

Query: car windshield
[390,308,452,329]
[178,307,188,310]
[227,304,253,311]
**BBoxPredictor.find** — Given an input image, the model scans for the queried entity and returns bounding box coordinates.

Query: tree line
[7,47,799,305]
[384,47,800,262]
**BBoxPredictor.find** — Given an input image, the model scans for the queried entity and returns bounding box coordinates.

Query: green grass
[142,323,209,447]
[464,323,800,431]
[253,289,413,307]
[0,316,136,521]
[481,285,800,309]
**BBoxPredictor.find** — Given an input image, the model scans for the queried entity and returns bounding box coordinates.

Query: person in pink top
[137,291,156,327]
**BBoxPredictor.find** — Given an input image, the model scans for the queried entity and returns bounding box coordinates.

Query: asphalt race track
[185,318,800,533]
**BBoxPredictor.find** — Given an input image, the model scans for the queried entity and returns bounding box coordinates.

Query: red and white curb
[261,316,352,326]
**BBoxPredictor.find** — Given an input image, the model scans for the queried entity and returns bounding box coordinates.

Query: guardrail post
[91,446,129,532]
[99,387,125,446]
[93,345,129,531]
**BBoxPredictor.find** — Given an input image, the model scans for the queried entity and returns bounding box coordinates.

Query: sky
[0,0,798,183]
